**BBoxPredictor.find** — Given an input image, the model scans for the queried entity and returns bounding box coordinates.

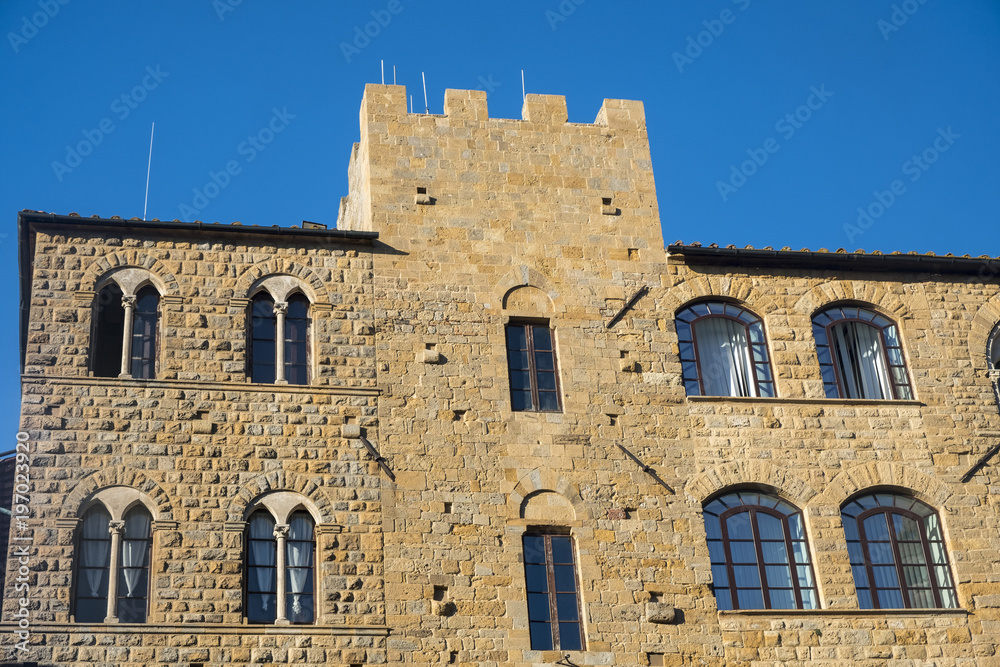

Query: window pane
[550,537,573,563]
[536,371,557,391]
[554,565,576,592]
[511,391,532,411]
[534,352,555,371]
[711,564,729,587]
[796,565,815,588]
[871,565,900,588]
[714,587,733,610]
[523,535,546,564]
[525,564,548,591]
[94,284,126,377]
[532,326,553,351]
[726,513,753,540]
[508,350,529,369]
[736,589,764,609]
[765,565,792,588]
[707,540,726,563]
[538,392,559,411]
[733,566,760,588]
[877,588,905,608]
[851,565,870,588]
[557,593,579,621]
[857,588,874,609]
[761,541,788,565]
[529,622,553,650]
[506,325,527,349]
[558,623,582,651]
[769,588,796,610]
[756,514,784,540]
[863,514,891,542]
[729,541,757,564]
[509,371,532,391]
[800,589,817,609]
[527,593,550,620]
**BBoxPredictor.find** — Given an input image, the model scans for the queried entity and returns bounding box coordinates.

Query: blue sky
[1,0,998,430]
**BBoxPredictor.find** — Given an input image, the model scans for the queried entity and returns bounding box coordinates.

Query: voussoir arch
[819,461,953,509]
[507,468,592,521]
[62,466,174,520]
[658,275,780,320]
[685,460,818,507]
[793,281,911,321]
[235,259,330,303]
[495,265,564,314]
[227,470,336,524]
[83,251,180,295]
[968,297,1000,369]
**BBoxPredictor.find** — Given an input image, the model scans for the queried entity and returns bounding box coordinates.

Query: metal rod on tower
[381,60,384,84]
[143,122,154,220]
[521,69,525,102]
[421,72,429,113]
[410,95,413,114]
[393,65,396,85]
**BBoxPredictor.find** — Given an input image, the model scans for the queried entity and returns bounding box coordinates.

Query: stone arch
[244,490,323,525]
[81,486,160,522]
[235,259,330,304]
[819,461,953,509]
[495,266,564,314]
[502,285,553,313]
[83,251,180,295]
[685,460,818,507]
[227,470,336,523]
[657,275,781,322]
[62,466,174,520]
[507,469,592,521]
[968,297,1000,370]
[793,281,911,321]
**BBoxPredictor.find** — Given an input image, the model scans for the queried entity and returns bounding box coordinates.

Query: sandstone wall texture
[3,84,999,666]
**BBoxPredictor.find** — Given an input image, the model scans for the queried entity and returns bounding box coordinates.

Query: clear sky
[1,0,998,431]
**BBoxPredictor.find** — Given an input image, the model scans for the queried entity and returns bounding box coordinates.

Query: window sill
[718,607,968,617]
[1,621,389,635]
[21,374,379,395]
[687,395,924,407]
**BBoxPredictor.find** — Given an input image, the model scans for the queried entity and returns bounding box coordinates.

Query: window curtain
[81,510,111,597]
[831,322,892,398]
[286,513,314,621]
[695,317,754,397]
[249,514,276,615]
[120,508,151,599]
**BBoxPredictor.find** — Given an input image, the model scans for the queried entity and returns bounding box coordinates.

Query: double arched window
[812,305,912,400]
[842,493,957,609]
[248,291,310,385]
[93,282,160,379]
[702,491,818,610]
[245,495,317,624]
[676,301,775,397]
[74,498,153,623]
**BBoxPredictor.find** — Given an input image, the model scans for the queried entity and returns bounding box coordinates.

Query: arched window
[245,508,315,624]
[248,291,310,385]
[676,301,775,397]
[812,305,912,400]
[73,502,152,623]
[93,281,159,379]
[702,491,818,610]
[93,283,125,378]
[841,493,957,609]
[988,322,1000,370]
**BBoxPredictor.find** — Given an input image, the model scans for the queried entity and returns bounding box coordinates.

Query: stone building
[3,83,1000,666]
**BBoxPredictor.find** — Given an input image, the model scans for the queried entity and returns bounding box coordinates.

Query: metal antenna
[410,95,413,114]
[143,122,155,220]
[393,65,396,85]
[521,69,525,102]
[421,71,429,113]
[381,59,384,84]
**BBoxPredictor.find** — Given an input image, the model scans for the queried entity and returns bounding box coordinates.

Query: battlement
[358,83,646,129]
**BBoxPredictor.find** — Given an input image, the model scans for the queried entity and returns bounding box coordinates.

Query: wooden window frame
[505,321,563,413]
[522,532,585,651]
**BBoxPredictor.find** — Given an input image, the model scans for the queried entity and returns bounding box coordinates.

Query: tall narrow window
[813,305,912,399]
[988,322,1000,370]
[286,511,315,623]
[284,294,309,386]
[93,283,126,378]
[522,532,583,651]
[117,506,152,622]
[75,506,112,622]
[702,491,818,610]
[247,511,278,623]
[676,302,775,397]
[130,286,159,379]
[842,493,957,609]
[250,294,277,384]
[506,323,561,412]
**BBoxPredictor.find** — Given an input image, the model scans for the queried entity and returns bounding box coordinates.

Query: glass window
[75,506,112,622]
[93,284,125,378]
[286,511,315,623]
[842,493,957,609]
[247,511,278,623]
[702,491,818,610]
[249,294,277,383]
[989,322,1000,369]
[130,286,159,379]
[117,506,152,622]
[812,306,912,399]
[523,533,583,651]
[506,323,562,412]
[676,302,775,397]
[246,509,316,624]
[284,294,309,386]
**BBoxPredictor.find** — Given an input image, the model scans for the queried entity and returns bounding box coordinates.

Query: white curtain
[81,510,111,596]
[249,514,276,612]
[286,514,314,616]
[831,322,891,398]
[695,317,754,397]
[121,509,151,598]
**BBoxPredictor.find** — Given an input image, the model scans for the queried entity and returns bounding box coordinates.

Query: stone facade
[3,84,1000,666]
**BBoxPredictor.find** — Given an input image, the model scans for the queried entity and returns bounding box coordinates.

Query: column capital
[121,295,137,308]
[108,520,125,536]
[273,523,290,539]
[273,301,288,315]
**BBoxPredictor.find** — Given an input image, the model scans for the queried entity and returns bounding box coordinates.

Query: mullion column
[273,523,290,624]
[118,295,136,378]
[273,301,288,384]
[104,520,124,622]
